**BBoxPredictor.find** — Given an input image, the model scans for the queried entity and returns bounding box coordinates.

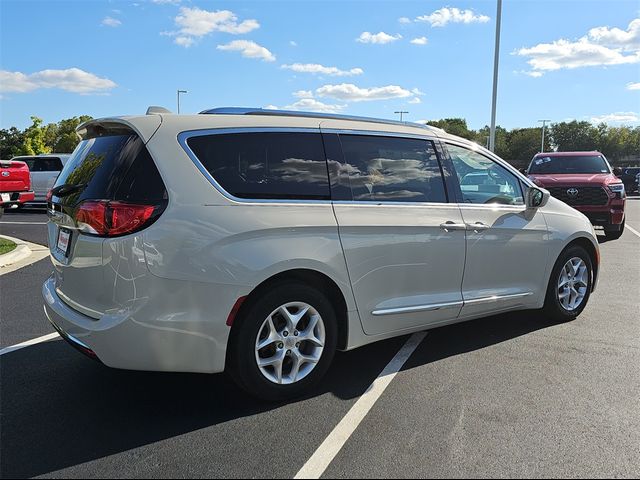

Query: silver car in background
[43,108,600,401]
[12,154,71,204]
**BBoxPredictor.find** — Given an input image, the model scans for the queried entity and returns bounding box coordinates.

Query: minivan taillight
[74,200,160,237]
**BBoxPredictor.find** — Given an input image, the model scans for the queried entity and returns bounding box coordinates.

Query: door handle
[440,221,467,232]
[467,222,491,233]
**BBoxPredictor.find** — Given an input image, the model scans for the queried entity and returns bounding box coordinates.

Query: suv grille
[548,186,609,206]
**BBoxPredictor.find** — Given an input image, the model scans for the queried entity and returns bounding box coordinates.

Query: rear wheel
[542,245,593,322]
[604,220,624,240]
[227,282,338,401]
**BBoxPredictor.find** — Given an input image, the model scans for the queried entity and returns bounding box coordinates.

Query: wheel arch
[563,236,600,292]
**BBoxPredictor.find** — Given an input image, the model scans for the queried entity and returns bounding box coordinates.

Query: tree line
[1,115,638,168]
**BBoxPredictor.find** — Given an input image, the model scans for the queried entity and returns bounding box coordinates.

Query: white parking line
[0,221,48,225]
[626,224,640,239]
[295,331,427,480]
[0,332,60,356]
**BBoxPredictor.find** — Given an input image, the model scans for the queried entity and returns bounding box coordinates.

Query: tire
[227,282,338,402]
[604,220,624,240]
[542,244,594,322]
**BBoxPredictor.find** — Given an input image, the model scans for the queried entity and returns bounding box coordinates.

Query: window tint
[447,144,524,205]
[338,135,446,203]
[528,155,609,174]
[53,134,167,207]
[187,132,330,200]
[24,157,63,172]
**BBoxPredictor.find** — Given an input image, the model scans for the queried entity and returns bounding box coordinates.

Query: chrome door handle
[440,221,467,232]
[467,222,491,232]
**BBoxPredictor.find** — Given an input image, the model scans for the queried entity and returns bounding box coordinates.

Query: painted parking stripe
[0,221,48,225]
[626,224,640,239]
[0,332,60,356]
[295,331,427,480]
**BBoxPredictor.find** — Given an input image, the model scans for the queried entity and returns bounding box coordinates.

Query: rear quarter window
[185,132,331,200]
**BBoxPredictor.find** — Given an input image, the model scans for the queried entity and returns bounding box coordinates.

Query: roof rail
[199,107,444,133]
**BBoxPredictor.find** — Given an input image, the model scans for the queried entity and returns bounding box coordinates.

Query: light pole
[177,89,188,114]
[394,110,409,122]
[538,119,551,153]
[489,0,503,152]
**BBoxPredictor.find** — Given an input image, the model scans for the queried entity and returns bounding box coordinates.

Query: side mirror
[613,167,622,177]
[526,186,550,209]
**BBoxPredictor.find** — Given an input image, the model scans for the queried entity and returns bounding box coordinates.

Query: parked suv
[526,151,626,240]
[12,154,71,204]
[0,160,35,216]
[43,108,600,400]
[619,166,640,194]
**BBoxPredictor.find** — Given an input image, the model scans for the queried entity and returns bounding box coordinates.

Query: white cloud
[627,82,640,90]
[398,17,411,24]
[590,111,639,124]
[170,6,259,47]
[0,68,117,94]
[293,90,314,99]
[411,88,426,96]
[357,31,402,44]
[516,18,640,75]
[289,41,298,47]
[283,98,347,114]
[281,63,363,77]
[415,8,490,27]
[410,36,428,45]
[408,97,422,104]
[151,0,181,4]
[101,16,122,27]
[217,40,276,62]
[316,83,413,102]
[264,104,279,110]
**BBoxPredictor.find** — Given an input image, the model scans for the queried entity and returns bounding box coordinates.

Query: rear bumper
[0,191,35,206]
[42,275,229,374]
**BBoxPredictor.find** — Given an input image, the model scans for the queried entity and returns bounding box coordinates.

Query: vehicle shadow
[1,310,558,478]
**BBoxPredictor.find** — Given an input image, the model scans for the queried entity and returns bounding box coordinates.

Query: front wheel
[542,245,594,322]
[227,282,338,401]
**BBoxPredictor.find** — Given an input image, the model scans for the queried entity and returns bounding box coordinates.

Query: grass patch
[0,238,17,255]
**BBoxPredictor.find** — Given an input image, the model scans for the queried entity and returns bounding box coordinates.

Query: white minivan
[43,108,600,400]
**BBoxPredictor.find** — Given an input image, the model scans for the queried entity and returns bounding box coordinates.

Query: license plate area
[57,228,72,257]
[1,193,9,203]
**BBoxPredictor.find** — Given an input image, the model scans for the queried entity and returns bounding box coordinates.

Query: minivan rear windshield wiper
[51,183,86,198]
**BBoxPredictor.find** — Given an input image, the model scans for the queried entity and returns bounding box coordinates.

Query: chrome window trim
[371,292,533,316]
[320,128,438,142]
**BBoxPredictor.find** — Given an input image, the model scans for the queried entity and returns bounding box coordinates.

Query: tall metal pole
[538,119,551,153]
[177,89,188,114]
[489,0,502,152]
[394,110,409,122]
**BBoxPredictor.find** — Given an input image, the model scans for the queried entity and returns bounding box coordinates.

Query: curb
[0,234,49,272]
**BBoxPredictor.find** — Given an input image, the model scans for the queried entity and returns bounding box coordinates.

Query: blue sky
[1,0,639,130]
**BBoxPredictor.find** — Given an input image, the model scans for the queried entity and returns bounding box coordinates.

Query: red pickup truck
[0,160,35,217]
[526,151,626,240]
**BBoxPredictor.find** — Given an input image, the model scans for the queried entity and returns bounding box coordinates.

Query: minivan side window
[338,135,447,203]
[447,144,524,205]
[187,132,330,200]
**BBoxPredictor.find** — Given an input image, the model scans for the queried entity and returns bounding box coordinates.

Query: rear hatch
[48,121,167,318]
[0,160,31,193]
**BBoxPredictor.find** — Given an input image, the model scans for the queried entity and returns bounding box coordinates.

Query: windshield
[528,155,610,174]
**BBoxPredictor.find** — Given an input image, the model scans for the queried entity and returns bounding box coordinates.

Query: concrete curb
[0,234,49,273]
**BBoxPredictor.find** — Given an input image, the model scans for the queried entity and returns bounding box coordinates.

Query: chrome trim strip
[372,300,464,316]
[464,292,534,305]
[371,292,534,316]
[320,128,437,141]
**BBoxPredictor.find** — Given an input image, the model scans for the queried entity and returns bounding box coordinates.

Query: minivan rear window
[52,134,166,207]
[186,132,330,200]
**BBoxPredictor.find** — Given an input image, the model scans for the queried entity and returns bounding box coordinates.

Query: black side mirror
[613,167,622,177]
[526,186,550,209]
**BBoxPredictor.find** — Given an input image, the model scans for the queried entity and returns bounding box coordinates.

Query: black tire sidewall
[544,245,593,321]
[228,283,338,401]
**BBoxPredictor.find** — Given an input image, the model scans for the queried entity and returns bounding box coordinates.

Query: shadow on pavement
[1,310,558,478]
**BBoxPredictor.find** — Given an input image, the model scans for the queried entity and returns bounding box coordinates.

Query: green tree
[474,125,509,159]
[506,127,551,168]
[53,115,92,152]
[427,118,476,140]
[549,121,598,152]
[21,116,51,155]
[0,127,26,159]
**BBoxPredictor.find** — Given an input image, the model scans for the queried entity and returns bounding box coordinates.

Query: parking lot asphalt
[1,200,639,478]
